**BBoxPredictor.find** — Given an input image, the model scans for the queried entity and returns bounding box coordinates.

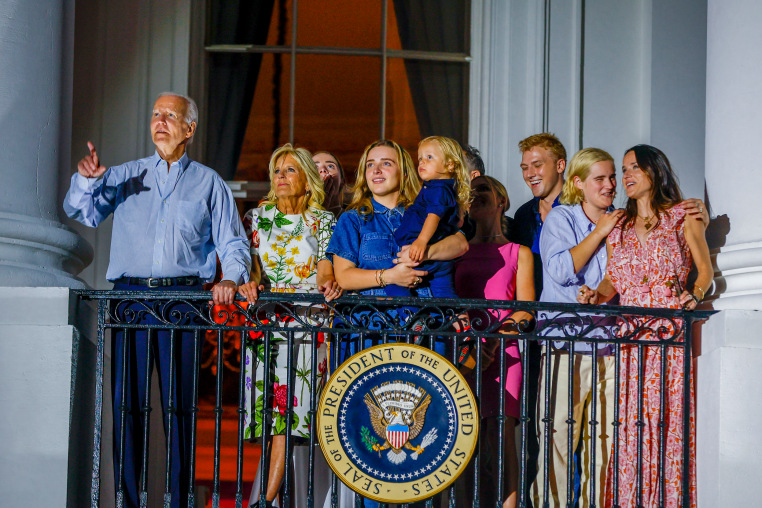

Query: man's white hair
[157,92,198,143]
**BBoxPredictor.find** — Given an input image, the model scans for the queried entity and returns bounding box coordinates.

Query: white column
[699,1,762,506]
[0,0,92,288]
[705,0,762,310]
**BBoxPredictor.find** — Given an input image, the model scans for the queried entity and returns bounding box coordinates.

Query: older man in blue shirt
[65,92,250,507]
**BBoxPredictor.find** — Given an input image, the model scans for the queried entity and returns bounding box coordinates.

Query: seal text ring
[317,343,479,503]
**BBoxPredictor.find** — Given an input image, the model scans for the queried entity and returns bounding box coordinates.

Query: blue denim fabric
[326,200,401,285]
[326,200,433,295]
[391,180,459,293]
[327,201,449,507]
[326,199,445,357]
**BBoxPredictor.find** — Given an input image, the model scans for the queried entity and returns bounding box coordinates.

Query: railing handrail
[74,289,716,320]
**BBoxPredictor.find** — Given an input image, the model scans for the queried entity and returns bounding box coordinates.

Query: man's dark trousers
[111,282,203,508]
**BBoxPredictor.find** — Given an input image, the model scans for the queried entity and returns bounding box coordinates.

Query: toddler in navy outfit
[387,136,472,298]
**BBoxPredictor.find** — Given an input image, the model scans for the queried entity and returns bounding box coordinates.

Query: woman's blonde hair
[261,143,325,214]
[560,148,614,205]
[419,136,472,214]
[347,140,421,217]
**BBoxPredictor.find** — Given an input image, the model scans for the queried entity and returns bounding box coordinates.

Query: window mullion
[204,44,470,63]
[289,0,299,144]
[379,0,388,139]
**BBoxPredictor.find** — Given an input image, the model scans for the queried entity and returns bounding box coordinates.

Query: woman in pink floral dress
[577,145,712,508]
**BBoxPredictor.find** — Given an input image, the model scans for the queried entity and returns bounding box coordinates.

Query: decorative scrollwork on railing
[81,290,710,348]
[107,297,207,326]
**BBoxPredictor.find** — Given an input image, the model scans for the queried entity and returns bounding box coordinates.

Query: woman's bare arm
[238,256,264,301]
[680,214,713,309]
[396,231,469,265]
[502,246,535,333]
[333,255,428,291]
[316,259,343,302]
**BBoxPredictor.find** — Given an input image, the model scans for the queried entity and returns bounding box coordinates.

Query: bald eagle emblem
[363,381,439,465]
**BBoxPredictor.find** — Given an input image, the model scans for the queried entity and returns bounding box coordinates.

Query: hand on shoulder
[675,198,709,228]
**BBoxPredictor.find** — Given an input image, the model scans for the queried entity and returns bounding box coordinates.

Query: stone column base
[0,212,93,288]
[697,309,762,506]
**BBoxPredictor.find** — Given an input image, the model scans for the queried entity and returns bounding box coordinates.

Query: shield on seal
[386,424,409,449]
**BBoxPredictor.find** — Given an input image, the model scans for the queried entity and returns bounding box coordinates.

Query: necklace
[638,212,657,230]
[582,210,599,225]
[581,203,603,225]
[477,234,503,239]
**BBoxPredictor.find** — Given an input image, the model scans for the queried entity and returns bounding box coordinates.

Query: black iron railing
[73,290,714,508]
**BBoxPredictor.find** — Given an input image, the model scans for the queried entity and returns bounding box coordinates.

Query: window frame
[199,0,472,150]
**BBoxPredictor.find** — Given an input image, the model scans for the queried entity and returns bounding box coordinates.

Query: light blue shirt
[64,151,251,284]
[538,204,614,354]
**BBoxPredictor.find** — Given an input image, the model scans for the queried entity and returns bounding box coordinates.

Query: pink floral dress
[241,204,334,439]
[604,206,696,508]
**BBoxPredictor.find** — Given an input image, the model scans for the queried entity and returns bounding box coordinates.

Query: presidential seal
[317,343,478,503]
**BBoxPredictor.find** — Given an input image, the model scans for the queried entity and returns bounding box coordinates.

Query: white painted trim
[712,241,762,254]
[711,242,762,309]
[714,242,762,273]
[639,0,653,142]
[530,0,546,133]
[571,0,584,151]
[468,0,487,150]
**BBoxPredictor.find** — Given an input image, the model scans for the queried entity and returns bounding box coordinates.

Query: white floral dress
[242,204,335,439]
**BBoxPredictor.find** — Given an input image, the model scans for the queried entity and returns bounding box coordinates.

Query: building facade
[0,0,760,505]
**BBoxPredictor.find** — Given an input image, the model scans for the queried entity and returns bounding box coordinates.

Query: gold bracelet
[693,284,705,301]
[379,269,387,287]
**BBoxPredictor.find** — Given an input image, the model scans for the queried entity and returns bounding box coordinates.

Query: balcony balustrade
[73,290,713,508]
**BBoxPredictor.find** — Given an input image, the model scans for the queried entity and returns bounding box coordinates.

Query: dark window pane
[208,0,291,47]
[297,0,382,48]
[233,53,292,182]
[387,0,469,53]
[293,55,381,185]
[388,58,468,143]
[384,57,422,158]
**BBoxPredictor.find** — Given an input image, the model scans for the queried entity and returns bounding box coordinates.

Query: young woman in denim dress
[327,139,468,341]
[324,139,469,508]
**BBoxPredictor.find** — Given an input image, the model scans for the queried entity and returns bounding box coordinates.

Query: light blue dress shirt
[538,203,614,354]
[64,151,251,284]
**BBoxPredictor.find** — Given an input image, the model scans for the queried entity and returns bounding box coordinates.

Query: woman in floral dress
[577,145,712,508]
[237,143,342,505]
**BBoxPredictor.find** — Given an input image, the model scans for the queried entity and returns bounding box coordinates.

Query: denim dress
[327,200,434,296]
[326,200,439,357]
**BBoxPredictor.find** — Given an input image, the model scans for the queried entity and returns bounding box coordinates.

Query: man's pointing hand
[77,141,107,178]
